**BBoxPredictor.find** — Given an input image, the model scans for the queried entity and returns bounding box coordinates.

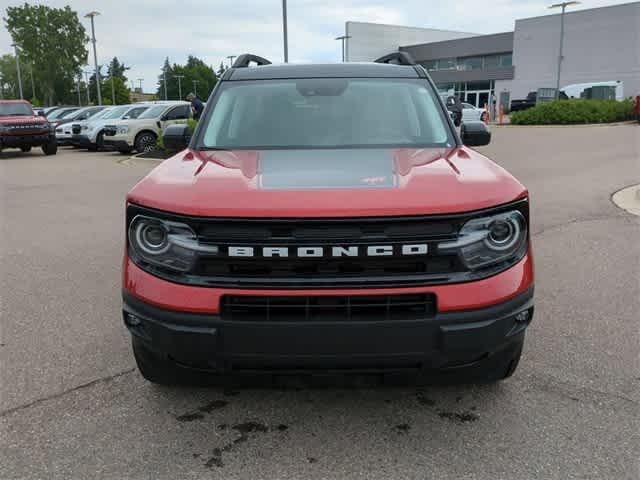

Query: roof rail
[232,54,272,68]
[373,51,416,66]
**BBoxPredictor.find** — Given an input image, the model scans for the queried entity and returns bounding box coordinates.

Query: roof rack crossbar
[232,54,272,68]
[373,52,416,66]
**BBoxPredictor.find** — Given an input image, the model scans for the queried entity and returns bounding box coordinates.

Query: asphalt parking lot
[1,125,639,479]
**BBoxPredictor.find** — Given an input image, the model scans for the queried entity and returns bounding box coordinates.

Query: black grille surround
[221,293,437,322]
[126,199,529,289]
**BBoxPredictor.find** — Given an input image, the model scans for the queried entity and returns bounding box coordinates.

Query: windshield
[49,108,78,120]
[137,105,168,119]
[102,106,130,119]
[200,78,452,149]
[0,103,33,116]
[126,106,149,119]
[73,107,104,121]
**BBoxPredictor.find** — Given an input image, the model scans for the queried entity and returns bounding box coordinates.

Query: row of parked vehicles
[0,99,193,156]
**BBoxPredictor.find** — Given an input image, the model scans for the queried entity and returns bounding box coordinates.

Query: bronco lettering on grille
[227,244,429,258]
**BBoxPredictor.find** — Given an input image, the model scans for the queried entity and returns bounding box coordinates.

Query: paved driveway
[1,126,639,479]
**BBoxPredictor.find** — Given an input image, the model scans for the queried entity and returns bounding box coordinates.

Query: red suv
[0,100,57,155]
[123,53,534,385]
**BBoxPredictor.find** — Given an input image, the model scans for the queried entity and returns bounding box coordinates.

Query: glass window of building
[461,56,483,70]
[484,55,500,69]
[499,53,513,67]
[436,58,456,70]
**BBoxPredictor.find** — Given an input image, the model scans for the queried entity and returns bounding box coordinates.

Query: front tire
[20,146,32,152]
[134,132,157,153]
[42,138,57,156]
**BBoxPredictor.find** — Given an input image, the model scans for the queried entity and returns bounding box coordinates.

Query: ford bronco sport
[0,99,56,155]
[123,53,534,385]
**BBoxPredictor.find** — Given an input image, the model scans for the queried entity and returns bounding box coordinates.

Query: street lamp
[162,69,168,100]
[85,11,102,105]
[282,0,288,62]
[226,55,236,68]
[174,74,184,100]
[549,1,580,98]
[11,43,24,99]
[335,35,352,62]
[83,70,92,104]
[76,75,82,106]
[192,79,199,96]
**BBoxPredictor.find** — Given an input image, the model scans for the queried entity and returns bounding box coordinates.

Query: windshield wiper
[199,146,230,151]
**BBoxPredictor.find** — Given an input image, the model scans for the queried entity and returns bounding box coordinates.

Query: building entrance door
[465,90,491,107]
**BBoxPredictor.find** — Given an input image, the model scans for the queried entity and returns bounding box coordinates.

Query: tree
[107,57,129,82]
[0,54,19,99]
[217,62,227,78]
[4,4,88,105]
[101,76,130,105]
[156,56,217,101]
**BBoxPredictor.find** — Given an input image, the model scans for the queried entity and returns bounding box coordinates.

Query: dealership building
[345,2,639,109]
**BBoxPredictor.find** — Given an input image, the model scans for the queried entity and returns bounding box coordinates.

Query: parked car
[510,92,537,112]
[54,106,106,146]
[123,52,534,386]
[0,99,57,155]
[461,102,488,123]
[561,81,624,100]
[103,101,191,154]
[72,104,150,151]
[45,106,80,123]
[445,95,463,126]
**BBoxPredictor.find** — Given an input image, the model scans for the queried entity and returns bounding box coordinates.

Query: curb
[611,184,640,216]
[491,120,637,128]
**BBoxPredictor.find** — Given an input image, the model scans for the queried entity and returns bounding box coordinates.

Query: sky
[0,0,631,93]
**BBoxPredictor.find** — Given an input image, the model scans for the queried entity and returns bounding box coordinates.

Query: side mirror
[160,114,168,121]
[163,124,192,153]
[38,111,46,117]
[460,121,491,147]
[122,115,130,120]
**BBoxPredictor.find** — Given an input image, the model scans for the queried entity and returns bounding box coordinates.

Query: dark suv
[124,53,533,385]
[0,100,56,155]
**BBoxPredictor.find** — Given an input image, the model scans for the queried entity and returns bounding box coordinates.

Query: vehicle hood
[0,114,47,125]
[128,147,527,217]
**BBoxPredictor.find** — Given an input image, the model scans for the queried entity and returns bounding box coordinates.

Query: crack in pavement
[532,213,634,238]
[0,368,136,418]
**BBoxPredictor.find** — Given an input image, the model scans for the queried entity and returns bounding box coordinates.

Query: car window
[201,78,452,149]
[102,106,129,119]
[137,105,169,119]
[164,105,190,120]
[126,107,148,119]
[0,103,33,116]
[49,108,78,120]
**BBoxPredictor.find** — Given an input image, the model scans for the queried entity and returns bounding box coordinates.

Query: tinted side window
[165,105,190,120]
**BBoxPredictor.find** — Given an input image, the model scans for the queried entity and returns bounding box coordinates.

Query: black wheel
[132,338,181,385]
[88,131,104,151]
[20,146,32,152]
[134,132,157,153]
[42,138,57,156]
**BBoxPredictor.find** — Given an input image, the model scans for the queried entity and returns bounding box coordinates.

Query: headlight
[128,215,217,272]
[438,210,528,270]
[82,125,90,131]
[117,125,129,134]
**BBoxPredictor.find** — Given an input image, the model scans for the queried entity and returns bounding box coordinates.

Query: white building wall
[510,2,640,99]
[345,22,476,62]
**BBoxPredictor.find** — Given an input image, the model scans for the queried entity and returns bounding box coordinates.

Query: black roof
[227,63,421,81]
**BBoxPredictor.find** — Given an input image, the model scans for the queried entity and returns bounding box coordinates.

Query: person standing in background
[186,93,204,121]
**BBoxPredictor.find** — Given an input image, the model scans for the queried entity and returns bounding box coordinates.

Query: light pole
[11,43,24,99]
[136,78,144,95]
[29,64,36,100]
[162,69,168,100]
[549,1,580,98]
[226,55,236,68]
[76,75,82,106]
[111,75,116,105]
[174,74,184,100]
[83,70,91,104]
[192,79,199,96]
[282,0,288,62]
[85,11,102,105]
[335,35,351,62]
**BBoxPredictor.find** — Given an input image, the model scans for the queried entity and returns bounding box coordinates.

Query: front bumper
[0,133,52,148]
[123,284,534,374]
[71,134,93,148]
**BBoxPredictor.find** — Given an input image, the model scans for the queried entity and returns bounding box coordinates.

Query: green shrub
[511,99,635,125]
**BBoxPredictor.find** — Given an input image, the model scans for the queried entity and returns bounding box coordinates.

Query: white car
[54,106,106,145]
[71,104,150,151]
[103,101,191,153]
[461,103,488,123]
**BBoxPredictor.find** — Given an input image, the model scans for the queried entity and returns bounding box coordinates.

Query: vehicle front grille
[221,293,437,322]
[127,201,529,288]
[72,124,81,134]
